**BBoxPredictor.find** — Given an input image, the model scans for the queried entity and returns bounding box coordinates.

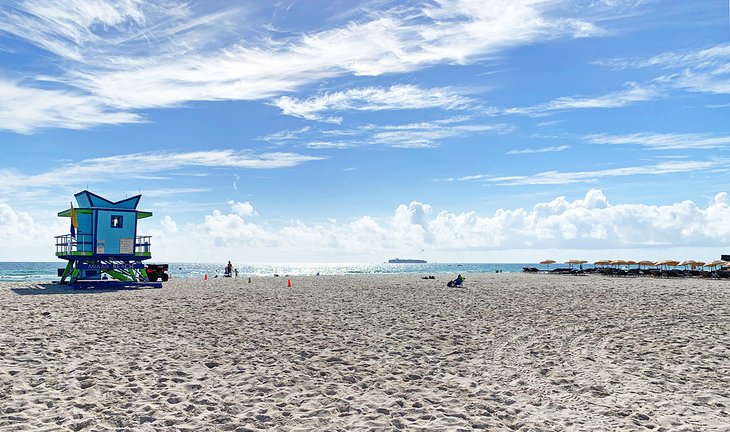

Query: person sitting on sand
[447,274,464,287]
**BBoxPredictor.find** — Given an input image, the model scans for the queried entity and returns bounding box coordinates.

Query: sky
[1,0,730,263]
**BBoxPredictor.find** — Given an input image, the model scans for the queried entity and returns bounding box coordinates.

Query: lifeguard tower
[55,190,163,288]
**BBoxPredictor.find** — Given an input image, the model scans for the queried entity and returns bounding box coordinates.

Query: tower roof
[57,190,152,219]
[74,190,141,209]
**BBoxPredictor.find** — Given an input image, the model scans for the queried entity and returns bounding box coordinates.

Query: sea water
[0,262,549,282]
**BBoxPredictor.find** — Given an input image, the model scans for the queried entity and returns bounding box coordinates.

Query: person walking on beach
[226,261,233,277]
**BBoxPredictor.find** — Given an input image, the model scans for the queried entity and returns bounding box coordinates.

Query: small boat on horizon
[388,258,427,264]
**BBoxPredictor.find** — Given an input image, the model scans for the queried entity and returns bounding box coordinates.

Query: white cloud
[228,200,257,217]
[489,160,724,186]
[142,189,730,262]
[595,43,730,96]
[138,188,209,197]
[271,84,474,122]
[585,133,730,150]
[0,204,65,261]
[200,209,272,248]
[596,43,730,70]
[0,1,236,63]
[671,70,730,95]
[0,0,605,132]
[304,141,355,149]
[438,159,725,185]
[504,82,660,116]
[261,117,512,149]
[0,150,325,193]
[506,145,569,155]
[0,78,142,133]
[368,120,512,148]
[259,126,311,144]
[7,189,730,262]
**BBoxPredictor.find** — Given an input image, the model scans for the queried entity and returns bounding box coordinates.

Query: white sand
[1,273,729,431]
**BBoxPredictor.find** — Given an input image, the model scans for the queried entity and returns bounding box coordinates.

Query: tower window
[110,215,123,228]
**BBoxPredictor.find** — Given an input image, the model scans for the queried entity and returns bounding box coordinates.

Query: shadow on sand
[11,283,157,296]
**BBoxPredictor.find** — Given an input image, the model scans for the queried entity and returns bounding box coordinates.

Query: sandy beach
[1,273,728,431]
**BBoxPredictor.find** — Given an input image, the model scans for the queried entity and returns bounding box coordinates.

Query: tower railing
[55,234,93,255]
[54,234,152,256]
[135,236,152,255]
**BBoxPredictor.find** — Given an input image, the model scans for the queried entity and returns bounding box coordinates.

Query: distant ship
[388,258,427,264]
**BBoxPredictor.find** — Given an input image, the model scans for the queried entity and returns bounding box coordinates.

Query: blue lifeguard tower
[55,190,163,288]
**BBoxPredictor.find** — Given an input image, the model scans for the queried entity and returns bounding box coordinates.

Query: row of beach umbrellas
[539,259,727,269]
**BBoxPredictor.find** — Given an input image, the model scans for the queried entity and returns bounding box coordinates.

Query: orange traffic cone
[204,273,208,281]
[287,278,292,287]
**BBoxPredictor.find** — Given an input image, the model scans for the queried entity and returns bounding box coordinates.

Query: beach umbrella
[678,260,697,269]
[565,259,587,270]
[704,259,726,269]
[594,259,612,267]
[611,259,628,266]
[626,260,637,268]
[655,259,680,269]
[637,260,655,268]
[540,259,556,270]
[692,261,705,270]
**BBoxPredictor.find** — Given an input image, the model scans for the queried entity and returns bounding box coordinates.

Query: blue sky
[1,0,730,263]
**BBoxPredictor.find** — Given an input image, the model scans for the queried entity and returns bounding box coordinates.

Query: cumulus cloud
[201,209,272,248]
[141,189,730,262]
[0,203,65,260]
[6,189,730,261]
[228,200,257,217]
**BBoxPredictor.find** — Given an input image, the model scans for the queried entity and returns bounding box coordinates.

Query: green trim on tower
[58,208,92,217]
[56,251,94,257]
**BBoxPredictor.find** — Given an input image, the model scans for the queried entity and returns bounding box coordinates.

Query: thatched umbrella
[540,259,556,270]
[637,260,656,269]
[705,259,726,270]
[678,260,697,270]
[655,259,680,269]
[594,259,612,268]
[565,259,587,270]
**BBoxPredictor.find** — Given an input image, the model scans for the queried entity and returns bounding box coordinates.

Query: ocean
[0,262,549,282]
